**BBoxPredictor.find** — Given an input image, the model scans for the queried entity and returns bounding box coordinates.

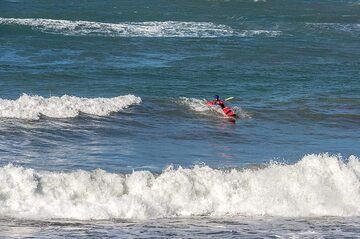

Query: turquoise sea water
[0,0,359,237]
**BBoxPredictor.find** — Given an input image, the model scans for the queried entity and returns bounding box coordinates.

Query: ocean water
[0,0,359,237]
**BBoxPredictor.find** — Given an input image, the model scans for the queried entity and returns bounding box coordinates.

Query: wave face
[0,17,280,38]
[0,94,141,120]
[0,154,359,220]
[178,97,251,119]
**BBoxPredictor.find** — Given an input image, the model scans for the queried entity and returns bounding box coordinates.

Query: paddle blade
[225,97,234,101]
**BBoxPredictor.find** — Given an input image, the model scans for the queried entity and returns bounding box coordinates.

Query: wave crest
[0,17,234,38]
[0,153,358,220]
[0,17,281,38]
[0,94,141,120]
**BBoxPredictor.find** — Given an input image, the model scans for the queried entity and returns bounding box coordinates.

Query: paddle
[225,97,234,101]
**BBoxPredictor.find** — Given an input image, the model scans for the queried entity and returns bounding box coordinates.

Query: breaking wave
[0,154,358,220]
[0,94,141,120]
[0,17,281,38]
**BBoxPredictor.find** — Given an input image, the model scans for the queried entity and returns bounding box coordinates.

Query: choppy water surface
[1,217,360,238]
[0,0,359,237]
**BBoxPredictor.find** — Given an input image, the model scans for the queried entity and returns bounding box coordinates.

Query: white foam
[0,153,358,220]
[178,97,251,119]
[239,30,282,37]
[177,97,210,112]
[0,17,234,38]
[0,17,281,38]
[232,106,252,119]
[0,94,141,120]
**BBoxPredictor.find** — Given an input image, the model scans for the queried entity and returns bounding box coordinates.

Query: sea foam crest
[1,153,358,220]
[239,30,281,37]
[0,94,141,120]
[0,17,234,37]
[178,97,210,112]
[0,17,281,38]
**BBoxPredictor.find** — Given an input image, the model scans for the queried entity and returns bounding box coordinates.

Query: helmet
[214,95,219,100]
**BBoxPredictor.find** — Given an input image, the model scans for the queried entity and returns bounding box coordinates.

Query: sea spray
[0,153,358,220]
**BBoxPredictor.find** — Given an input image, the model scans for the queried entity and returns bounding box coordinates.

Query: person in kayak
[208,95,236,118]
[212,95,225,109]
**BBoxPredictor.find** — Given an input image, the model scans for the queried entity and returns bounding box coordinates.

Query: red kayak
[206,101,237,118]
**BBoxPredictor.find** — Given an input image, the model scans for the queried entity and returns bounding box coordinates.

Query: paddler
[212,95,226,109]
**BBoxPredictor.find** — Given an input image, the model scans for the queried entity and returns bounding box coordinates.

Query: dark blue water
[0,0,359,237]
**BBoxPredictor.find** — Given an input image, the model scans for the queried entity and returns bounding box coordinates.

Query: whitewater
[0,154,358,220]
[0,94,141,120]
[0,17,281,38]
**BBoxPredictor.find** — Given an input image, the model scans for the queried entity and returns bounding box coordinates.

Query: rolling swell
[0,153,359,220]
[0,17,280,38]
[0,94,141,120]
